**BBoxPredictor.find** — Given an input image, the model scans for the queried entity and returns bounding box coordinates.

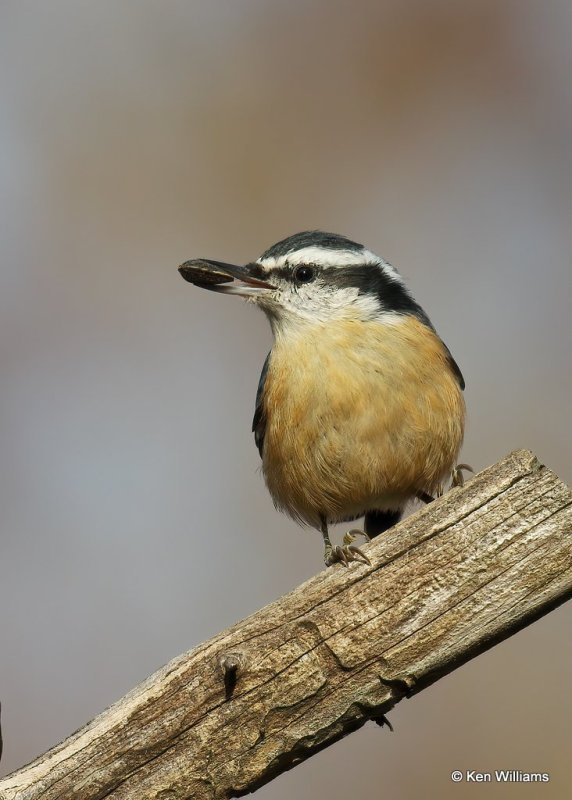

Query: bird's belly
[261,317,465,527]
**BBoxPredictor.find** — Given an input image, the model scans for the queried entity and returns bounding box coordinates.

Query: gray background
[1,1,571,798]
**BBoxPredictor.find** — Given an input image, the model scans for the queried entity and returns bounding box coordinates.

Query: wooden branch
[1,450,571,800]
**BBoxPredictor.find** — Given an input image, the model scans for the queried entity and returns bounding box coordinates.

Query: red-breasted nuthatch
[179,231,467,567]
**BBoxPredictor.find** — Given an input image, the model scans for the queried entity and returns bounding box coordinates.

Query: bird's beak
[178,259,275,297]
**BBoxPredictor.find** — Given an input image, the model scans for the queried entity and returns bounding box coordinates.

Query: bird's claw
[418,463,474,504]
[325,544,371,567]
[324,531,371,567]
[451,463,474,488]
[342,528,371,547]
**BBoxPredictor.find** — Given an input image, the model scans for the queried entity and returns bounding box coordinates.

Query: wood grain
[1,450,570,800]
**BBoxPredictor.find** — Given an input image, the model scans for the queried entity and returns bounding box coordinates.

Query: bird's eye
[294,265,316,284]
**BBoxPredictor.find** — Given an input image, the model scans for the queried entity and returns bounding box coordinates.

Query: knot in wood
[218,651,246,700]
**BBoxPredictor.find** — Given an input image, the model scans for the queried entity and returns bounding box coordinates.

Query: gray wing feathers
[252,351,271,457]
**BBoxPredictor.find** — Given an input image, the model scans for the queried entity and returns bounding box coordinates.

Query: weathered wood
[1,450,571,800]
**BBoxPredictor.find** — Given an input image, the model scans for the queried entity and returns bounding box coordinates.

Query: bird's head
[179,231,424,336]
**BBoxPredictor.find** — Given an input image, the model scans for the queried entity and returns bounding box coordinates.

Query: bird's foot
[418,463,474,504]
[324,530,371,568]
[451,463,474,488]
[343,529,371,548]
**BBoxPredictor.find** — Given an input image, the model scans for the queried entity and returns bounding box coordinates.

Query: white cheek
[351,293,382,319]
[261,284,384,337]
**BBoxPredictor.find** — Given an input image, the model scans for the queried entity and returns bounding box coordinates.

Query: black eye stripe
[255,264,318,282]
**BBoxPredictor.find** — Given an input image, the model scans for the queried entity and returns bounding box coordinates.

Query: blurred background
[1,1,571,797]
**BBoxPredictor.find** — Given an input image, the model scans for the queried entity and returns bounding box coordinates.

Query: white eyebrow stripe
[258,246,372,268]
[257,246,404,284]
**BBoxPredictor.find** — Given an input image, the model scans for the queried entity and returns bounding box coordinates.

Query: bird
[179,231,468,567]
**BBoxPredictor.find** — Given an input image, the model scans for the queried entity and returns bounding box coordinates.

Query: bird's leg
[451,463,474,488]
[320,517,371,568]
[321,518,337,565]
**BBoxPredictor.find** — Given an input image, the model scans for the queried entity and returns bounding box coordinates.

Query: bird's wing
[252,351,271,457]
[413,306,465,391]
[441,340,465,390]
[404,303,465,391]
